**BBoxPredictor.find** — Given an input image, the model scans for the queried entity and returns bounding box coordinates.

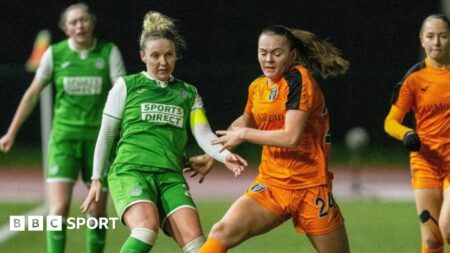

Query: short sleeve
[35,47,53,86]
[191,87,204,111]
[109,44,126,83]
[393,77,415,113]
[103,77,127,120]
[244,83,254,115]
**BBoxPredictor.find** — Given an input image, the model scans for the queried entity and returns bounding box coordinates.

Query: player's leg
[46,138,79,253]
[47,182,74,253]
[109,167,159,252]
[415,188,444,253]
[164,208,204,253]
[200,195,285,253]
[82,141,109,253]
[121,203,159,253]
[412,156,446,253]
[300,186,349,253]
[158,171,204,253]
[438,174,450,249]
[307,226,349,253]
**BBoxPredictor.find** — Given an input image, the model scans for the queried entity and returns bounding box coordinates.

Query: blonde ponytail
[139,11,186,57]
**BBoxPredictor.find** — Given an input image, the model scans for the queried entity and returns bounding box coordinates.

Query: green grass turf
[0,199,438,253]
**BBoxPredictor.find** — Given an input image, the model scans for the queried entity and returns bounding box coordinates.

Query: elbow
[285,136,301,148]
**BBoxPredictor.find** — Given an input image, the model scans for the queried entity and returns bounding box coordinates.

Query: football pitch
[0,199,440,253]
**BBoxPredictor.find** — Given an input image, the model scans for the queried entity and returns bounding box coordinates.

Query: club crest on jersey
[268,87,278,101]
[177,89,189,99]
[250,183,266,192]
[48,165,59,175]
[129,186,143,197]
[94,58,105,69]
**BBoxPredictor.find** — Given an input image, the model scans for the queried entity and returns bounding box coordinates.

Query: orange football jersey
[245,65,330,189]
[392,58,450,165]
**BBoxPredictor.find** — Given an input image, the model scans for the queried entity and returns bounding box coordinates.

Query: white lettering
[63,77,103,95]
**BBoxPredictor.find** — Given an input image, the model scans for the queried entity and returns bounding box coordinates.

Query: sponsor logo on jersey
[141,103,184,127]
[95,58,105,69]
[63,77,102,95]
[268,87,278,101]
[420,85,429,92]
[250,183,266,192]
[129,186,143,197]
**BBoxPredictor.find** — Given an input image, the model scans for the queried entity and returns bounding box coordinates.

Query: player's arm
[0,48,53,153]
[214,109,308,149]
[384,77,420,151]
[81,78,126,212]
[109,44,126,83]
[190,108,247,178]
[384,105,420,151]
[229,112,256,129]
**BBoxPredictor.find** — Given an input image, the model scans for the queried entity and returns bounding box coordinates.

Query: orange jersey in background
[245,65,330,189]
[392,58,450,183]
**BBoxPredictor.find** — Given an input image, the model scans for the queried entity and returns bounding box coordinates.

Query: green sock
[46,225,66,253]
[120,236,153,253]
[87,227,106,253]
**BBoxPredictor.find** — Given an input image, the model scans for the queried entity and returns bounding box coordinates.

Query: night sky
[0,0,440,145]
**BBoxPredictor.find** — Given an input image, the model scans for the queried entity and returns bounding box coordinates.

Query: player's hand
[0,134,15,153]
[213,127,246,151]
[224,153,247,177]
[403,131,421,151]
[184,154,215,183]
[80,180,102,213]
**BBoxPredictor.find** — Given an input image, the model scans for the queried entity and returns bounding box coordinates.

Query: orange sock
[421,244,443,253]
[199,238,227,253]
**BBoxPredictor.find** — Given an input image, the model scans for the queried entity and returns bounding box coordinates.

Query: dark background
[0,0,440,147]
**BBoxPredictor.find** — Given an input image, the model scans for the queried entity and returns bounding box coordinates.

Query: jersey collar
[141,71,174,88]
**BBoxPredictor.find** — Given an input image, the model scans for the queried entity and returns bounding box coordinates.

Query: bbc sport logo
[10,215,119,231]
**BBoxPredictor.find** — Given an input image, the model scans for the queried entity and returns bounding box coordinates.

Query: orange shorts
[245,179,344,235]
[410,151,450,190]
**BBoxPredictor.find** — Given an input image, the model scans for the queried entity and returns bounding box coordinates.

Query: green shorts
[108,164,197,231]
[47,136,108,186]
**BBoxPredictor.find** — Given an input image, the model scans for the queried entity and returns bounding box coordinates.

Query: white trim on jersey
[35,47,53,85]
[103,77,127,120]
[109,45,126,83]
[35,39,126,86]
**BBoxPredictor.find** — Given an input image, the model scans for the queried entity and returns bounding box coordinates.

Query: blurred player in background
[384,14,450,253]
[193,25,350,253]
[80,11,247,253]
[0,3,126,252]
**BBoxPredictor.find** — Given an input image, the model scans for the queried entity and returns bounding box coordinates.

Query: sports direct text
[9,216,119,231]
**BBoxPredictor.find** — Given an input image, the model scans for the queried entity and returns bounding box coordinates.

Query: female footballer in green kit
[81,11,247,253]
[0,3,126,252]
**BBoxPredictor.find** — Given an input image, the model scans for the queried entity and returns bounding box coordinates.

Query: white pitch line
[0,204,47,244]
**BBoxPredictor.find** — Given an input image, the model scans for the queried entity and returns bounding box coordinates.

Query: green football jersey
[51,39,113,140]
[113,72,200,172]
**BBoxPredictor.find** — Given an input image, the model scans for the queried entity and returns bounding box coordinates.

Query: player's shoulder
[401,60,426,81]
[285,65,316,87]
[51,39,69,50]
[249,75,266,89]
